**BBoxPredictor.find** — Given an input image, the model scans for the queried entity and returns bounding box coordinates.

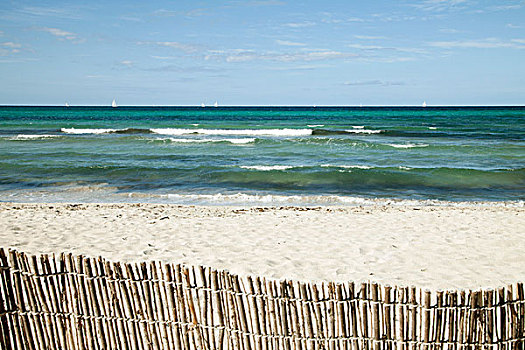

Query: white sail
[112,99,117,108]
[201,102,205,107]
[214,101,218,107]
[422,101,427,108]
[65,102,70,108]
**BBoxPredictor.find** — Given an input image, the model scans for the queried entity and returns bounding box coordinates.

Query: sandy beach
[1,202,523,291]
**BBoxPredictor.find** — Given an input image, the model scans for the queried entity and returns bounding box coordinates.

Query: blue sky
[0,0,524,105]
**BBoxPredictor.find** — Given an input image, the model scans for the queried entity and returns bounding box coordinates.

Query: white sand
[0,202,523,291]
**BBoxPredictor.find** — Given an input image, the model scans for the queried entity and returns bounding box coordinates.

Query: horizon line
[1,104,524,107]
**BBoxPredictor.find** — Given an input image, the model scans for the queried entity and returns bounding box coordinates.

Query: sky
[0,0,524,106]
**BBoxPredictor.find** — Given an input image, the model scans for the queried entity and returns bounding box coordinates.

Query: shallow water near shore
[1,106,524,205]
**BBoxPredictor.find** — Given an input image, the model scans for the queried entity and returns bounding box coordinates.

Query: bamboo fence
[0,248,523,350]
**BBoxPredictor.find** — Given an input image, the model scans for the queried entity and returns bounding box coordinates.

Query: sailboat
[201,102,205,107]
[214,101,218,108]
[65,102,70,108]
[422,101,427,108]
[112,99,117,108]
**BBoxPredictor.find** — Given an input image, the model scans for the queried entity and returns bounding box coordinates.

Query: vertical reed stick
[95,257,117,350]
[335,284,347,350]
[43,253,67,349]
[104,260,129,350]
[234,275,252,350]
[12,252,36,350]
[348,282,359,350]
[164,264,183,350]
[20,253,47,350]
[395,287,406,350]
[211,270,225,350]
[421,290,431,350]
[126,263,151,350]
[300,283,314,350]
[434,291,443,345]
[288,281,303,350]
[384,286,392,344]
[359,282,369,350]
[247,276,262,350]
[311,283,324,349]
[114,262,140,350]
[150,261,170,349]
[0,248,14,350]
[371,282,380,350]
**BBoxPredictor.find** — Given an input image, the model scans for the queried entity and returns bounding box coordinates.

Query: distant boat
[65,102,70,108]
[201,102,205,107]
[214,101,218,107]
[112,99,117,108]
[422,101,427,108]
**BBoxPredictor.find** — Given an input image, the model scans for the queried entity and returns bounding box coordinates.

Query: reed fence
[0,248,523,350]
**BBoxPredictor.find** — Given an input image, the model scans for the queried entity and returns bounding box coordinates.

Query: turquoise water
[0,106,523,204]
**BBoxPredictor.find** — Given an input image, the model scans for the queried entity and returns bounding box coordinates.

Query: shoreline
[1,202,524,291]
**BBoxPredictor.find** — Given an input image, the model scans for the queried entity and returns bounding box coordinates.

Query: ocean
[0,106,523,205]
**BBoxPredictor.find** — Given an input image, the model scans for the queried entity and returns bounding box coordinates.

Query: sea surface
[0,106,523,205]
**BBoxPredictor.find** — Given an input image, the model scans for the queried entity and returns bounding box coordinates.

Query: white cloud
[39,27,80,42]
[205,48,358,63]
[410,0,468,12]
[284,21,316,28]
[276,40,306,46]
[120,60,133,66]
[343,80,405,86]
[507,24,522,29]
[2,42,21,49]
[148,41,201,53]
[354,35,387,40]
[439,28,461,33]
[429,38,525,49]
[0,42,22,56]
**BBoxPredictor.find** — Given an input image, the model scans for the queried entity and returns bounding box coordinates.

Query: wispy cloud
[276,40,306,46]
[228,0,285,6]
[429,38,525,49]
[410,0,469,12]
[152,8,207,17]
[439,28,461,33]
[140,41,202,54]
[506,23,522,29]
[204,48,359,63]
[487,4,523,11]
[119,60,133,67]
[284,21,316,28]
[347,43,427,54]
[2,42,22,49]
[39,27,82,42]
[17,5,84,19]
[0,42,22,56]
[343,80,405,86]
[354,35,387,40]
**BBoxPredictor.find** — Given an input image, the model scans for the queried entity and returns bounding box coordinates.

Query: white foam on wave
[151,128,313,136]
[61,128,116,134]
[352,126,365,129]
[398,166,412,170]
[386,143,429,149]
[240,165,296,171]
[10,134,60,140]
[321,164,373,170]
[428,127,437,130]
[164,138,255,144]
[307,124,324,127]
[344,129,382,134]
[160,192,525,207]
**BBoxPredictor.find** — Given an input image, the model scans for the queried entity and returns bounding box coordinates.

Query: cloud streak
[429,38,525,49]
[343,80,405,86]
[39,27,81,42]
